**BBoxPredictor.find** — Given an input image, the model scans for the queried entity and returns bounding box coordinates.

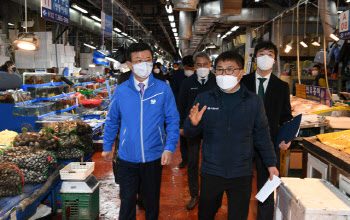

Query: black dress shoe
[186,196,199,210]
[178,160,187,168]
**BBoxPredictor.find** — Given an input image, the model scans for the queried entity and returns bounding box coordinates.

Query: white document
[255,175,282,203]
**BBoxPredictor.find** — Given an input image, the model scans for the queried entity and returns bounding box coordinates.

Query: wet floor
[92,145,258,220]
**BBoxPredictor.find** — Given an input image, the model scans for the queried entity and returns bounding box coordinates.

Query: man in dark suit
[241,41,293,220]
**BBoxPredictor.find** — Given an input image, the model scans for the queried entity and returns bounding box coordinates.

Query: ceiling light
[91,15,101,22]
[284,41,293,53]
[217,34,221,38]
[207,44,216,49]
[14,33,39,51]
[121,32,128,36]
[347,0,350,2]
[165,5,173,14]
[330,33,339,41]
[72,4,88,14]
[174,33,178,37]
[338,11,344,14]
[8,23,14,26]
[300,40,308,48]
[255,0,260,2]
[83,43,96,49]
[231,26,239,31]
[227,31,232,35]
[172,28,177,33]
[168,15,175,22]
[114,28,121,32]
[89,64,96,68]
[105,57,118,63]
[170,22,176,28]
[311,37,320,46]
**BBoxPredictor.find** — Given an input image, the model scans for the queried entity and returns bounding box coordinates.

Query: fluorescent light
[121,32,128,36]
[91,15,101,22]
[330,33,339,41]
[231,26,239,31]
[207,44,216,49]
[312,41,320,46]
[300,41,308,48]
[83,43,96,49]
[105,57,118,63]
[168,15,175,22]
[72,4,88,14]
[114,28,121,32]
[175,37,179,40]
[8,23,14,26]
[285,42,293,53]
[338,11,344,14]
[172,28,177,33]
[217,34,221,38]
[89,64,96,68]
[347,0,350,2]
[174,33,178,37]
[170,22,176,28]
[165,5,173,14]
[227,31,232,35]
[255,0,260,2]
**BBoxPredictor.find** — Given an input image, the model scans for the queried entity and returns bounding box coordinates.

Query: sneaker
[178,160,187,169]
[186,196,199,210]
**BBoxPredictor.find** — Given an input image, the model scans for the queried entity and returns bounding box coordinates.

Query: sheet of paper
[255,175,282,203]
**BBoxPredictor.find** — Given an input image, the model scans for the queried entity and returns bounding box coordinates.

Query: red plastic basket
[80,99,102,108]
[95,79,106,83]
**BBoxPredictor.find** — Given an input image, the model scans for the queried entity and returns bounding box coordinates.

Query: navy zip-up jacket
[184,85,277,178]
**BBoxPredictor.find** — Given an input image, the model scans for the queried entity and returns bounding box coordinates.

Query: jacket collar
[128,72,155,91]
[190,71,216,84]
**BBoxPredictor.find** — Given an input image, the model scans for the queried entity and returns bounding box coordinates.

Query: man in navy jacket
[103,43,180,220]
[184,51,278,220]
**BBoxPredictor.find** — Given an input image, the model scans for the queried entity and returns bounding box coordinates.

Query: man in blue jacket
[103,43,180,220]
[184,51,278,220]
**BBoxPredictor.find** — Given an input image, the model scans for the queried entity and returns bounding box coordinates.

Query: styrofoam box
[51,44,65,55]
[275,178,350,220]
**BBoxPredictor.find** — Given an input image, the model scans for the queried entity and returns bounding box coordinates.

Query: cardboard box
[289,151,302,169]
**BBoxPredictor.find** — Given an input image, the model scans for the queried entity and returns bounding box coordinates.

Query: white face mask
[216,72,241,91]
[153,69,160,74]
[196,68,210,78]
[257,55,275,71]
[312,70,318,76]
[184,70,194,77]
[133,62,153,79]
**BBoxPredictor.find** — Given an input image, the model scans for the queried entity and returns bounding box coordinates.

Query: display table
[302,137,350,195]
[0,164,64,220]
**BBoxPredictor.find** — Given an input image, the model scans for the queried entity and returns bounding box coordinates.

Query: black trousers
[198,173,253,220]
[179,135,188,162]
[187,136,201,198]
[255,149,280,220]
[118,158,162,220]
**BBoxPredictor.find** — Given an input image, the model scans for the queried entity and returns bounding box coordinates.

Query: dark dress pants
[187,136,201,198]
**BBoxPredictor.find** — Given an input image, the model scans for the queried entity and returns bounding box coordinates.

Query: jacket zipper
[139,82,155,163]
[158,125,164,145]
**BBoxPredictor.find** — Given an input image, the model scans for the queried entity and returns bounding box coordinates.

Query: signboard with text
[41,0,70,26]
[340,10,350,39]
[101,12,113,38]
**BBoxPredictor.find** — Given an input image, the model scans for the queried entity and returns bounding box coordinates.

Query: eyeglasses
[215,68,242,75]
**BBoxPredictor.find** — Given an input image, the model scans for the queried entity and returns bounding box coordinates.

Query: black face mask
[12,67,17,72]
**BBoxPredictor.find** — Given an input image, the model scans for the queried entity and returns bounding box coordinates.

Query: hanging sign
[101,12,113,38]
[41,0,70,26]
[339,10,350,39]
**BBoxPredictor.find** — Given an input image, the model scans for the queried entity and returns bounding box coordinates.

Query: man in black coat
[241,41,293,220]
[184,50,278,220]
[178,52,217,210]
[170,56,196,169]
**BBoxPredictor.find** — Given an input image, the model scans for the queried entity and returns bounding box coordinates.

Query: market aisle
[92,146,258,220]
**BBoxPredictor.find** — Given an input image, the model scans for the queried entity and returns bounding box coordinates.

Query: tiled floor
[92,146,258,220]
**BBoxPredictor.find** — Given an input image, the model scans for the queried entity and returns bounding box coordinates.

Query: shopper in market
[178,52,216,210]
[0,61,22,91]
[102,42,180,220]
[170,56,195,169]
[241,41,293,220]
[184,50,278,220]
[312,64,327,87]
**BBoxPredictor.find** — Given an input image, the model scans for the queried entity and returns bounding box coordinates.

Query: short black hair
[215,51,244,69]
[126,43,153,61]
[154,62,162,69]
[254,41,278,58]
[182,55,194,67]
[313,64,321,70]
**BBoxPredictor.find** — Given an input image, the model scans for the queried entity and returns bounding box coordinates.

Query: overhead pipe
[318,0,338,40]
[173,0,199,11]
[179,11,193,40]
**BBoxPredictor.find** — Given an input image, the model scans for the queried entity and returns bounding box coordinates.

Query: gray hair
[193,52,211,63]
